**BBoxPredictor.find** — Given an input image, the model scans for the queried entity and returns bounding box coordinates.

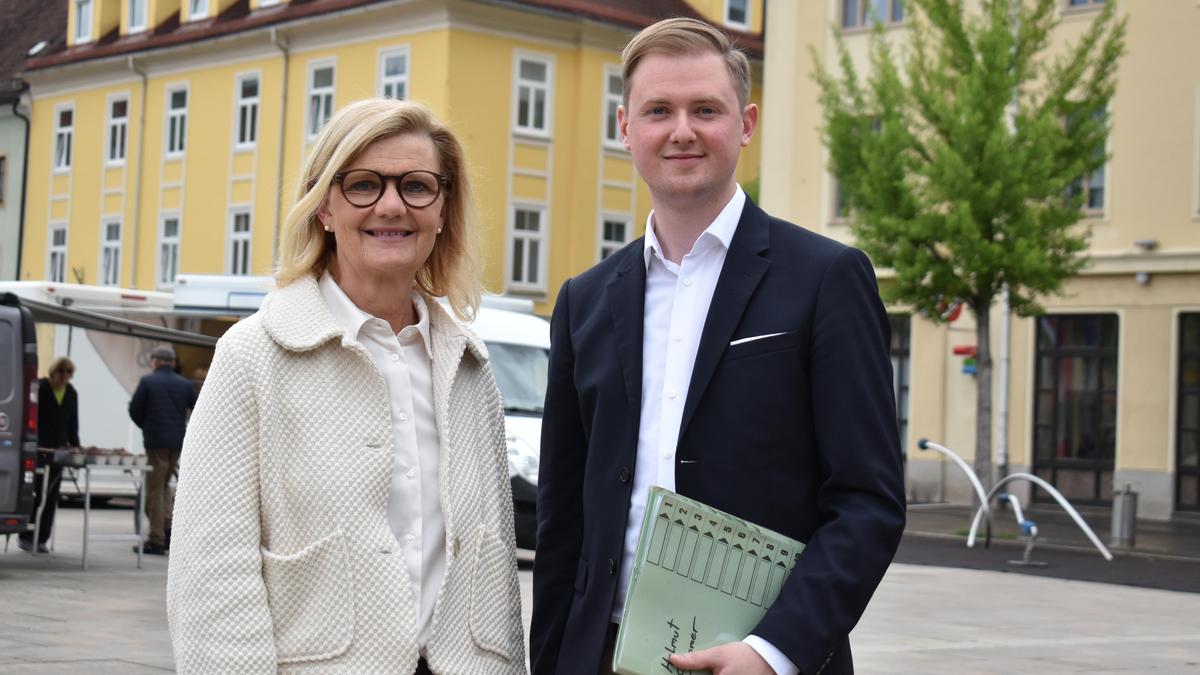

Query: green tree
[812,0,1126,485]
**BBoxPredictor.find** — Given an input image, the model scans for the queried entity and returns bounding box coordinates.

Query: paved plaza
[1,505,1198,673]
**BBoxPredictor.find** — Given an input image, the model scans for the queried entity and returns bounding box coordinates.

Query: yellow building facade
[763,0,1200,519]
[21,0,763,319]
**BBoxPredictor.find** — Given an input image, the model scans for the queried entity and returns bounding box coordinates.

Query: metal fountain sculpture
[917,439,1113,563]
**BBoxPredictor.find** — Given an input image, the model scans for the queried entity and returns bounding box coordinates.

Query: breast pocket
[723,330,801,362]
[261,531,354,664]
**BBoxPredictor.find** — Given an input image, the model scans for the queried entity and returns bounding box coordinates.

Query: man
[531,17,906,675]
[129,345,197,555]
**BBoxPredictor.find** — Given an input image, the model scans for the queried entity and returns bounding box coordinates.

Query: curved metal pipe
[968,472,1112,561]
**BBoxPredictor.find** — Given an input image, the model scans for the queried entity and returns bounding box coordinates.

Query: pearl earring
[324,225,332,232]
[437,227,443,234]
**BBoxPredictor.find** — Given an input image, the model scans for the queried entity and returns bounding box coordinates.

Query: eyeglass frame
[331,169,450,210]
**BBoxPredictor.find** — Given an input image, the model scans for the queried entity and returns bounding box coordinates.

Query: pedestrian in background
[167,99,525,674]
[18,356,80,553]
[129,345,196,555]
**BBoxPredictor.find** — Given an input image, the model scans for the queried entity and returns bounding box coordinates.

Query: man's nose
[669,112,696,144]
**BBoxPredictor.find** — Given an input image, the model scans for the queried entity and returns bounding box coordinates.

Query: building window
[236,75,259,148]
[1032,314,1118,505]
[842,0,904,28]
[514,55,552,135]
[48,225,67,283]
[599,216,630,260]
[833,178,850,221]
[1067,0,1104,7]
[307,63,335,140]
[100,220,121,286]
[0,155,6,206]
[1178,314,1200,511]
[725,0,750,28]
[1067,106,1106,215]
[229,210,252,275]
[54,107,74,171]
[107,97,128,164]
[158,216,180,286]
[889,314,911,456]
[129,0,147,31]
[260,0,281,5]
[379,48,408,100]
[603,68,623,148]
[166,88,188,156]
[75,0,92,42]
[510,206,545,290]
[189,0,209,20]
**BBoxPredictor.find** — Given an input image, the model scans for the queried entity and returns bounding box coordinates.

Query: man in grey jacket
[130,346,197,555]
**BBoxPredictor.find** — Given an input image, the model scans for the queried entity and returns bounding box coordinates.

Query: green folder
[612,487,805,675]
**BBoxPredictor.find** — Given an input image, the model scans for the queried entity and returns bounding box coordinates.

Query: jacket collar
[260,274,488,364]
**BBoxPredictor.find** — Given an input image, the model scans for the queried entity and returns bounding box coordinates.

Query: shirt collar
[318,271,432,356]
[643,185,745,269]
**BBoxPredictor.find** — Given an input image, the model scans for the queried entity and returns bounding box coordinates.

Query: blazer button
[453,537,461,558]
[608,558,616,575]
[618,466,630,483]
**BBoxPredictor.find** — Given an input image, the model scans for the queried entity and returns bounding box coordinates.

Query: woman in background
[19,356,80,553]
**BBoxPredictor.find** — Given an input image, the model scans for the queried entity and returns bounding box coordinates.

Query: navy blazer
[531,199,906,675]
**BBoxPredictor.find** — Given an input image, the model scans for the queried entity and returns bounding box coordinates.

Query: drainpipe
[11,81,30,280]
[127,55,148,287]
[270,27,290,265]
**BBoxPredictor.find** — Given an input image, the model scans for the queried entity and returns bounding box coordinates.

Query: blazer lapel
[678,201,771,444]
[607,244,648,420]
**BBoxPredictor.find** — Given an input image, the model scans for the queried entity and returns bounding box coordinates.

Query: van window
[487,342,548,416]
[0,316,14,401]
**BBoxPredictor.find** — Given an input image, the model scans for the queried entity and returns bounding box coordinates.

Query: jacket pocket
[722,330,801,362]
[468,525,520,662]
[261,531,354,664]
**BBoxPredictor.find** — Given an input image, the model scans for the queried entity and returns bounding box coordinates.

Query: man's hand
[668,642,774,674]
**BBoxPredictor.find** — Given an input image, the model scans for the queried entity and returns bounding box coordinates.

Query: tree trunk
[973,299,993,495]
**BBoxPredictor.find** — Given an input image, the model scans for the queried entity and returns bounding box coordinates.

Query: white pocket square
[729,332,787,347]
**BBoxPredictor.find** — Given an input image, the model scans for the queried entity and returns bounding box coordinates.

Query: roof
[24,0,762,72]
[0,0,68,99]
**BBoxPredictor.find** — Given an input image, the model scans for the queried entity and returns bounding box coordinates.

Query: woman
[19,357,80,553]
[167,100,525,674]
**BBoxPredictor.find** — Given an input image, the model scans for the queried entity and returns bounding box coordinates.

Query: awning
[16,296,218,349]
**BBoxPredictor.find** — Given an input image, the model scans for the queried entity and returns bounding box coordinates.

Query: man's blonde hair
[620,17,751,108]
[275,98,481,320]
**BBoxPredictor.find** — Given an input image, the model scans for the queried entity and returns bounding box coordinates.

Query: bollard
[1110,483,1137,548]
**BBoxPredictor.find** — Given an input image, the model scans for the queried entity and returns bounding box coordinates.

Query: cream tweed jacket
[166,275,527,674]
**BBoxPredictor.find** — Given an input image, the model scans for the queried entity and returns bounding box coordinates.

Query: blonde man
[531,18,905,675]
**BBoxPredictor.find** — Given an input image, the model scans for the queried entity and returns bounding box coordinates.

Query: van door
[0,296,38,533]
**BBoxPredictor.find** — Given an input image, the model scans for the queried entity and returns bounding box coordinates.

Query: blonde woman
[167,99,526,674]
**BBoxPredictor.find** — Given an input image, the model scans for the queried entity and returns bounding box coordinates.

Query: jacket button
[608,558,616,575]
[453,537,461,557]
[618,466,630,483]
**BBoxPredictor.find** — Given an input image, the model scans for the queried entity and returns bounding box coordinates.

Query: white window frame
[512,52,553,138]
[602,65,624,150]
[54,104,74,172]
[165,85,188,157]
[106,94,129,165]
[378,46,410,101]
[598,214,632,261]
[234,73,260,149]
[74,0,93,43]
[47,224,68,283]
[128,0,147,32]
[188,0,210,20]
[842,0,905,29]
[99,218,122,286]
[228,208,252,275]
[157,214,181,288]
[508,203,547,292]
[724,0,750,30]
[306,60,336,141]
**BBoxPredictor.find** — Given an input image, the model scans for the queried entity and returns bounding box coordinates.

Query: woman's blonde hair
[48,356,75,377]
[276,98,481,319]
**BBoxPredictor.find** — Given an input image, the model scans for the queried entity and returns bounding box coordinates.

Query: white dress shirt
[612,188,799,675]
[319,272,445,654]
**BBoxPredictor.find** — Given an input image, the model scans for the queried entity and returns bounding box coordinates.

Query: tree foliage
[812,0,1126,482]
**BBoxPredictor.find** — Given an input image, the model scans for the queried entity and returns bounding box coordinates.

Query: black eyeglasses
[332,169,449,209]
